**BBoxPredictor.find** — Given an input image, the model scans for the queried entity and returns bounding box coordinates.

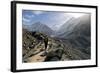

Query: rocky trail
[22,30,90,63]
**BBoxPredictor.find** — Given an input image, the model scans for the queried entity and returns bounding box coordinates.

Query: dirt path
[27,51,46,62]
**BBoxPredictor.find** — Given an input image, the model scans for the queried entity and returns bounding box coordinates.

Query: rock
[40,52,47,57]
[49,57,60,61]
[44,48,63,61]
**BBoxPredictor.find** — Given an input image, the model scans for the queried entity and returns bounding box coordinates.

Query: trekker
[44,36,48,52]
[32,31,48,53]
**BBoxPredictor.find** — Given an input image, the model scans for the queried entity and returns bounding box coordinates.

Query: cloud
[65,13,85,18]
[22,17,31,22]
[25,14,35,18]
[32,11,44,15]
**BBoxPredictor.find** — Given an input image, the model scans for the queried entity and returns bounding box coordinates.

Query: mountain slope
[23,22,54,36]
[22,27,91,63]
[55,14,90,38]
[54,14,91,47]
[54,17,76,36]
[66,14,91,48]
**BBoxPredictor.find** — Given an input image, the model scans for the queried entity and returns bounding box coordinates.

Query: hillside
[22,27,90,63]
[23,22,54,36]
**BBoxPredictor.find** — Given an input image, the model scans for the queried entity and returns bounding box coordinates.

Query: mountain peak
[23,22,54,36]
[33,21,43,25]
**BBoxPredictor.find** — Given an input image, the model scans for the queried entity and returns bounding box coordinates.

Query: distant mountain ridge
[56,14,91,49]
[23,22,54,36]
[23,14,91,41]
[54,14,90,38]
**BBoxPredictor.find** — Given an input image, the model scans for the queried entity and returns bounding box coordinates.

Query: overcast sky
[22,10,85,31]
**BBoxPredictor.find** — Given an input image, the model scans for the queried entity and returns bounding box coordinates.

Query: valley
[22,14,91,63]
